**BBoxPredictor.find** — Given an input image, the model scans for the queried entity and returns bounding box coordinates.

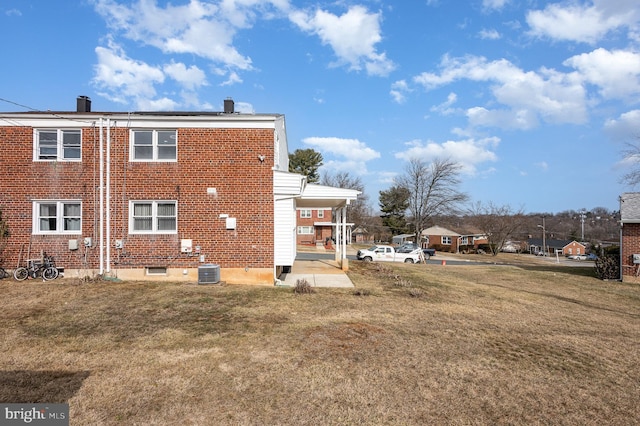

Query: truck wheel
[404,258,414,263]
[424,253,430,260]
[363,257,373,262]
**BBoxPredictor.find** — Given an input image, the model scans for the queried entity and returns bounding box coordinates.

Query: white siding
[274,197,296,266]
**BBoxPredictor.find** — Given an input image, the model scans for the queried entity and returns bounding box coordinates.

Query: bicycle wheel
[43,267,59,281]
[0,267,7,279]
[14,267,29,281]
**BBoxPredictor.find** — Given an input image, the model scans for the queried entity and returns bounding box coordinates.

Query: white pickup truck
[356,245,422,263]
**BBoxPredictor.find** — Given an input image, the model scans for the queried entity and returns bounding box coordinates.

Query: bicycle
[13,255,59,281]
[0,266,8,279]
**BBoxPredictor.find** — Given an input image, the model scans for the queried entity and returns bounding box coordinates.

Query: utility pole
[537,216,546,256]
[579,209,587,241]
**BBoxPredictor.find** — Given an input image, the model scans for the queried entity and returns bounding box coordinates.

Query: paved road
[296,251,488,266]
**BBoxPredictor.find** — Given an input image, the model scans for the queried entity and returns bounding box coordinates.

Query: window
[131,130,177,161]
[35,129,81,161]
[297,226,314,235]
[317,210,324,218]
[130,201,177,234]
[33,201,81,234]
[460,236,469,245]
[299,209,311,218]
[442,236,452,245]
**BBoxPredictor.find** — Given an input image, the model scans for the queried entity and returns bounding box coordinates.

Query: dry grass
[1,261,639,425]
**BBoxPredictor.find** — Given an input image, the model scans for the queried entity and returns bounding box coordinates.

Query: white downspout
[106,119,111,274]
[99,118,104,275]
[341,206,347,261]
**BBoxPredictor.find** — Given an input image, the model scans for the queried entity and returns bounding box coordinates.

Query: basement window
[146,266,167,276]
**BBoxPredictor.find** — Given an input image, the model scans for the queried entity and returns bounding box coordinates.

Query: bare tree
[467,201,526,255]
[321,171,371,226]
[396,158,468,242]
[620,140,640,186]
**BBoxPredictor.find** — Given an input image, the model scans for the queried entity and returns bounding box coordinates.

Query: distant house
[420,226,488,253]
[352,226,373,244]
[527,238,584,256]
[563,241,587,256]
[620,192,640,282]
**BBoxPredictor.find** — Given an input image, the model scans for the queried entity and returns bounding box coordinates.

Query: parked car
[395,243,419,253]
[422,248,436,259]
[586,253,598,261]
[358,245,422,263]
[567,254,588,261]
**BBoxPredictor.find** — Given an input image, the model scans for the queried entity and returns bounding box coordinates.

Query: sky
[1,0,639,215]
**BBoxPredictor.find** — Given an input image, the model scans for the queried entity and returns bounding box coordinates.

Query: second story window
[300,209,311,218]
[131,130,177,161]
[35,129,81,161]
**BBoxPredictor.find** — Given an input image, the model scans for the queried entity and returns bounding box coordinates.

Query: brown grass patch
[1,260,639,425]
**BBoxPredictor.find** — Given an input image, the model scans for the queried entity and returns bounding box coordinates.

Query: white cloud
[93,41,165,103]
[394,137,500,175]
[390,79,410,103]
[163,61,208,91]
[479,28,501,39]
[303,136,380,162]
[526,1,640,44]
[93,0,258,70]
[430,92,458,115]
[564,48,640,100]
[483,0,509,11]
[604,109,640,141]
[413,54,588,129]
[289,5,395,76]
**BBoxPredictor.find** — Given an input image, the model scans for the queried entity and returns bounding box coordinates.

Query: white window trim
[32,200,82,235]
[299,209,312,218]
[297,226,314,235]
[33,129,82,162]
[317,210,324,218]
[129,200,178,234]
[129,129,177,162]
[442,236,452,245]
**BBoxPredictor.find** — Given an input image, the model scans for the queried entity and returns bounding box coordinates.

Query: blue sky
[1,0,639,214]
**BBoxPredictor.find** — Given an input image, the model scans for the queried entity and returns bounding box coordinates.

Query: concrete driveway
[277,258,354,288]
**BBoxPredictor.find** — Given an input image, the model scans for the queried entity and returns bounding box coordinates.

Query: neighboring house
[563,241,587,256]
[527,238,576,256]
[352,226,372,244]
[0,96,359,285]
[620,192,640,282]
[295,208,333,246]
[420,225,488,253]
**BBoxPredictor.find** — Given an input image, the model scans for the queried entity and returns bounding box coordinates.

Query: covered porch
[296,183,360,271]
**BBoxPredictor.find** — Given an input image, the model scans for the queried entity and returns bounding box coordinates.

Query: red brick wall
[0,125,274,272]
[622,224,640,277]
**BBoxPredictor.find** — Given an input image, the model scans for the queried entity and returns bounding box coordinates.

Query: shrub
[293,278,315,294]
[595,255,620,280]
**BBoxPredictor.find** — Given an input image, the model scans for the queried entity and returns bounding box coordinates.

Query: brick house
[420,225,489,253]
[0,97,358,285]
[295,208,333,246]
[563,241,587,256]
[620,192,640,282]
